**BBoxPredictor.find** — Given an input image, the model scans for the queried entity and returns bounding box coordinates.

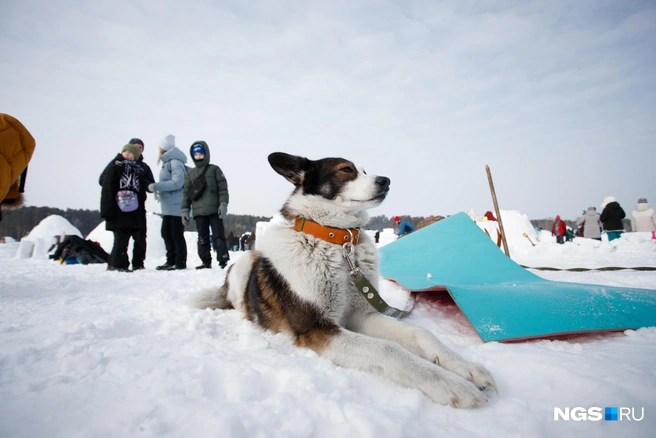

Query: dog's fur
[189,152,496,407]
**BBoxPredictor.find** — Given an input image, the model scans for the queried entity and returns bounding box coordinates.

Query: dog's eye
[363,169,367,175]
[340,166,354,173]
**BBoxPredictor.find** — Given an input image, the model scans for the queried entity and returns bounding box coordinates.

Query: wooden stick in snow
[486,165,511,257]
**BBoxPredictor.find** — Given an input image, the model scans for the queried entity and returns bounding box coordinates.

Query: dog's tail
[184,266,234,310]
[184,285,232,310]
[186,252,257,311]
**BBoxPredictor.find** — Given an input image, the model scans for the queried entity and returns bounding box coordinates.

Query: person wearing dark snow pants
[149,134,188,270]
[100,144,146,272]
[551,215,566,244]
[181,141,230,269]
[99,137,155,270]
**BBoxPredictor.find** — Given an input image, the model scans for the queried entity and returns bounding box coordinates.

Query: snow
[86,213,167,260]
[1,212,655,437]
[24,215,83,242]
[16,215,82,259]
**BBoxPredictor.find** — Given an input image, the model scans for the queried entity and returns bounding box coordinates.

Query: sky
[1,213,654,437]
[2,0,655,220]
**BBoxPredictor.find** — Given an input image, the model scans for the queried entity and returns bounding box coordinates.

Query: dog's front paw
[468,362,497,393]
[446,360,497,393]
[425,373,487,408]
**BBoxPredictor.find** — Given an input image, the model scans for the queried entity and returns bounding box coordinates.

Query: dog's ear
[268,153,310,186]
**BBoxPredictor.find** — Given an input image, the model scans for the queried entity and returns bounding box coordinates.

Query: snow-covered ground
[1,212,655,437]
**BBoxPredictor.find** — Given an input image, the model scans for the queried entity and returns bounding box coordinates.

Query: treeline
[0,207,273,240]
[0,207,103,240]
[530,218,632,232]
[199,214,272,235]
[160,214,419,235]
[369,215,422,231]
[5,207,631,241]
[531,218,578,232]
[212,214,422,234]
[0,207,419,240]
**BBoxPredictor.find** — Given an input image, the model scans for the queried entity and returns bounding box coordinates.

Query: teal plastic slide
[379,212,656,342]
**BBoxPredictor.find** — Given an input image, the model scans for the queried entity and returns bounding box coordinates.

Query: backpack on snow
[49,235,109,265]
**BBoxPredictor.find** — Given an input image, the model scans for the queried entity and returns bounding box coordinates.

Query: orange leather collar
[293,218,360,245]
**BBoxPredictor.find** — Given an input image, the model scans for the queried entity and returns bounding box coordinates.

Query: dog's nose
[375,176,390,188]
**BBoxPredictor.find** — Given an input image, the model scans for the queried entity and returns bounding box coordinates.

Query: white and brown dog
[189,152,496,407]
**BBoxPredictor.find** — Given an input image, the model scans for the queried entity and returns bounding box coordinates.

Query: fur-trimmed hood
[635,202,651,212]
[1,193,25,210]
[189,141,210,168]
[1,114,36,209]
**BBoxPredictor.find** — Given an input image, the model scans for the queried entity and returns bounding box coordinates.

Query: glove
[219,202,228,219]
[181,209,190,227]
[148,183,155,192]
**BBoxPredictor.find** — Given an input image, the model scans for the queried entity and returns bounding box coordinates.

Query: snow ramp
[379,212,656,342]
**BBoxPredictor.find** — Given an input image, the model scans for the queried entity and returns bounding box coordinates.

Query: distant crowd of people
[100,136,433,272]
[552,196,656,244]
[99,135,235,272]
[227,231,256,252]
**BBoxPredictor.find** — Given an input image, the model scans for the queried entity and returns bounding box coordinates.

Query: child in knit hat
[122,144,141,161]
[99,144,146,272]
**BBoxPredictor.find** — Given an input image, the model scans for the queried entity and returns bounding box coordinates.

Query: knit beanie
[129,138,144,148]
[638,198,648,204]
[122,144,141,161]
[555,215,561,220]
[160,134,175,152]
[191,143,206,156]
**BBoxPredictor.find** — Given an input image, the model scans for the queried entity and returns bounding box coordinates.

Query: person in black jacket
[100,145,146,272]
[600,196,626,241]
[99,138,154,270]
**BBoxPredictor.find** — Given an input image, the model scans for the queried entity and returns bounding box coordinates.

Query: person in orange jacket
[0,114,36,221]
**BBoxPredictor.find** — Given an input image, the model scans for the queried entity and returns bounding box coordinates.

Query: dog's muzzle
[372,176,391,200]
[376,176,391,190]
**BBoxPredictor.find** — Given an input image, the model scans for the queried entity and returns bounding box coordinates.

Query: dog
[189,152,496,407]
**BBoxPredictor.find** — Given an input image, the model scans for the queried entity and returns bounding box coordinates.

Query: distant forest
[0,207,273,240]
[0,208,420,240]
[0,207,631,241]
[1,207,103,240]
[530,218,631,232]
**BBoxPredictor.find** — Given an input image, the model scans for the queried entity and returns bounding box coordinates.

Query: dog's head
[269,152,390,224]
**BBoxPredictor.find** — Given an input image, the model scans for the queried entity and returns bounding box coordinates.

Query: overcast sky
[2,0,655,220]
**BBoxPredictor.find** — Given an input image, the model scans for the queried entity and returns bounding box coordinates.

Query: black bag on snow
[50,235,110,264]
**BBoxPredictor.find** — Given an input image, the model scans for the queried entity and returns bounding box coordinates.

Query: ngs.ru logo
[554,407,644,422]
